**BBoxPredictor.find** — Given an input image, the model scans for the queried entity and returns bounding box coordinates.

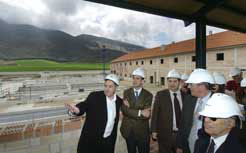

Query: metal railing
[0,107,70,126]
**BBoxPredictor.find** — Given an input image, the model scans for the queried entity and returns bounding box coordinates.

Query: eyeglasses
[207,117,218,121]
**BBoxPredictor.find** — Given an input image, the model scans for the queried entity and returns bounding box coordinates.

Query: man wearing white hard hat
[120,67,153,153]
[212,72,226,94]
[238,78,246,147]
[180,74,191,95]
[151,69,185,153]
[65,74,123,153]
[176,69,215,153]
[237,78,246,105]
[225,67,242,99]
[193,93,245,153]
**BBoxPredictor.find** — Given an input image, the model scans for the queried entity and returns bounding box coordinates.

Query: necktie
[196,99,204,121]
[196,100,203,114]
[206,139,215,153]
[135,91,139,102]
[173,93,181,128]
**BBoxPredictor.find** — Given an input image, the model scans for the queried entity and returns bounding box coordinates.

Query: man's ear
[225,118,235,129]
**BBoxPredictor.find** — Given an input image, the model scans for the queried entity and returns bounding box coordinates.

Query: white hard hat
[199,93,244,119]
[213,72,226,85]
[241,78,246,87]
[132,67,145,78]
[186,69,215,84]
[167,69,181,79]
[181,74,189,81]
[230,67,241,77]
[105,74,119,86]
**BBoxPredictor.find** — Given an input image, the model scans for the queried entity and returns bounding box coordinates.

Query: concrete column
[195,21,206,69]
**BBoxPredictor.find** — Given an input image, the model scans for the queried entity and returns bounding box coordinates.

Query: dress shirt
[103,94,117,138]
[169,90,183,131]
[211,133,229,153]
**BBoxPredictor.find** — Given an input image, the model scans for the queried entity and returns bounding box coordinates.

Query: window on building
[130,62,132,65]
[174,57,178,63]
[125,62,127,66]
[160,77,165,86]
[150,60,153,65]
[150,76,154,84]
[125,74,127,77]
[141,61,144,65]
[216,53,224,61]
[192,56,196,62]
[120,63,122,66]
[160,59,164,64]
[136,61,138,65]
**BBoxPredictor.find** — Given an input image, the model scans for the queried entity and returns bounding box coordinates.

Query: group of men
[66,67,245,153]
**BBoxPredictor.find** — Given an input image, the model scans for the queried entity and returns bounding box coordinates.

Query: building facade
[110,31,246,86]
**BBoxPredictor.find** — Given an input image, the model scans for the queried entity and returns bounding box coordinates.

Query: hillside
[0,19,145,62]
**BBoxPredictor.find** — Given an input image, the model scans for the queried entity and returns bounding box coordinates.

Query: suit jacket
[194,128,245,153]
[151,89,185,146]
[75,91,122,153]
[176,94,198,153]
[120,88,153,141]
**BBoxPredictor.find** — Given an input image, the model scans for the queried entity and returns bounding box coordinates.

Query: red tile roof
[112,31,246,63]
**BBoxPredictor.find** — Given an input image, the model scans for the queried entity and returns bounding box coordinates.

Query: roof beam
[84,0,246,33]
[197,0,246,16]
[206,20,246,33]
[185,0,226,26]
[84,0,196,22]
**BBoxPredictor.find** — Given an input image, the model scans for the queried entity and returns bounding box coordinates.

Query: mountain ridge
[0,19,145,62]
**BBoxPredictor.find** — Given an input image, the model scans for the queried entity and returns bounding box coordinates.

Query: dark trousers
[158,132,177,153]
[126,131,150,153]
[77,135,115,153]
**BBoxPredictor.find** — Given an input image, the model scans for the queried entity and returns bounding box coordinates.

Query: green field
[0,60,110,72]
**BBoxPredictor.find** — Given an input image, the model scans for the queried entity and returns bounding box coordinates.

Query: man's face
[132,75,144,89]
[233,73,242,83]
[190,83,207,97]
[104,80,117,97]
[204,117,233,137]
[180,80,185,86]
[167,78,180,92]
[212,84,219,93]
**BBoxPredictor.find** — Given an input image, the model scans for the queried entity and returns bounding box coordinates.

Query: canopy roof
[85,0,246,33]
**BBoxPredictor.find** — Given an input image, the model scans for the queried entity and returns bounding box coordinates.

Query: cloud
[0,0,225,48]
[0,2,33,24]
[42,0,81,15]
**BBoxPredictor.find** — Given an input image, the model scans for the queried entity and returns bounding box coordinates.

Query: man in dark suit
[65,74,122,153]
[120,67,153,153]
[176,69,215,153]
[151,69,185,153]
[194,93,245,153]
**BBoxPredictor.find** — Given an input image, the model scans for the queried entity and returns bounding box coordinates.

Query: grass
[0,59,110,72]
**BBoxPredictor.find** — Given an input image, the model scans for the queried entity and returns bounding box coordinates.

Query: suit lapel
[130,88,136,106]
[191,96,198,112]
[181,91,185,105]
[167,90,173,123]
[167,90,172,105]
[115,96,121,120]
[102,94,108,129]
[137,88,145,104]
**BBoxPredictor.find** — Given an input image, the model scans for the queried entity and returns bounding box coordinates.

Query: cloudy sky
[0,0,225,48]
